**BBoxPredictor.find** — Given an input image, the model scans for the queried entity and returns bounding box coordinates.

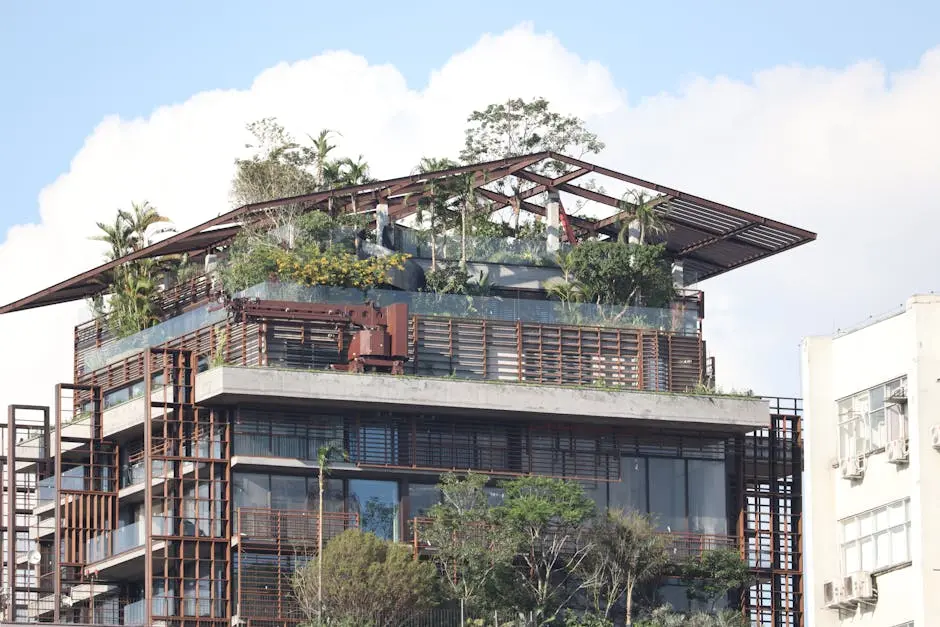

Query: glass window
[837,376,907,457]
[840,498,911,573]
[233,473,270,509]
[408,484,442,518]
[348,479,399,541]
[610,456,647,514]
[307,478,345,513]
[270,475,307,510]
[688,460,727,534]
[649,458,686,532]
[581,481,607,512]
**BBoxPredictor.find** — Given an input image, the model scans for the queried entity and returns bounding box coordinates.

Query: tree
[122,201,175,250]
[566,240,676,309]
[636,608,747,627]
[617,190,669,247]
[315,444,347,623]
[580,511,669,626]
[414,157,459,271]
[291,529,438,627]
[89,203,176,337]
[495,476,596,626]
[423,473,515,620]
[308,129,340,190]
[679,549,751,612]
[460,97,604,232]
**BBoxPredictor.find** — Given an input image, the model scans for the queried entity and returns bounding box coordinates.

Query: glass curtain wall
[606,455,728,534]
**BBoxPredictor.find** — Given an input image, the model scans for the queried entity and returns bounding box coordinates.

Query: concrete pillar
[628,219,641,245]
[671,259,685,288]
[375,203,389,248]
[546,190,560,252]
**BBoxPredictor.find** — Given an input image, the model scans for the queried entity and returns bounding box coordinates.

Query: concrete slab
[198,367,769,430]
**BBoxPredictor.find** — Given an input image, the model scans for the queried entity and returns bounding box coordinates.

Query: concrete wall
[802,294,940,627]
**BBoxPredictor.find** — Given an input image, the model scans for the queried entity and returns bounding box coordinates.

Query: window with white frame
[841,498,911,574]
[837,376,907,458]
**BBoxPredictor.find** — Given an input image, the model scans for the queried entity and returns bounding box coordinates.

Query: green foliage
[219,233,281,293]
[460,96,604,234]
[499,476,595,529]
[460,97,605,175]
[273,247,409,290]
[616,190,670,246]
[564,241,676,309]
[680,549,751,612]
[424,473,515,614]
[89,201,177,338]
[211,327,228,368]
[562,610,614,627]
[493,477,596,626]
[580,511,669,623]
[292,529,438,627]
[423,265,491,296]
[635,607,747,627]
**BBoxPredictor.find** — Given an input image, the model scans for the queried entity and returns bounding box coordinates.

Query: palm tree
[338,156,375,225]
[123,201,175,250]
[316,443,348,623]
[617,190,669,245]
[454,172,484,269]
[90,213,135,260]
[309,129,340,190]
[414,157,458,271]
[339,155,373,186]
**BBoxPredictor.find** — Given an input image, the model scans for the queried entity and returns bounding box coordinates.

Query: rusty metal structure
[0,154,812,626]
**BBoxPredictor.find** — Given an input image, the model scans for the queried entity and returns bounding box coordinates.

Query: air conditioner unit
[930,424,940,450]
[840,455,867,480]
[886,438,910,464]
[823,580,852,609]
[844,571,876,603]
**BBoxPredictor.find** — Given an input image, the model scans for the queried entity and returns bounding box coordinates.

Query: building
[0,153,813,626]
[802,295,940,627]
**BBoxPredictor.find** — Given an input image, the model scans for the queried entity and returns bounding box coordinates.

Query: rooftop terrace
[0,152,815,314]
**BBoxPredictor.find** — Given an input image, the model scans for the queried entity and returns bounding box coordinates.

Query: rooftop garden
[86,98,684,341]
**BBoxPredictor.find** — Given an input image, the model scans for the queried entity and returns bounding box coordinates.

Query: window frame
[837,376,907,459]
[840,498,911,574]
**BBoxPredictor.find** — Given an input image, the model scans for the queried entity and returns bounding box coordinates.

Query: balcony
[85,520,146,563]
[236,508,360,548]
[74,282,707,408]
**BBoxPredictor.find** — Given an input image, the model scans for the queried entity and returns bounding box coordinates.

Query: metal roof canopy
[0,152,815,314]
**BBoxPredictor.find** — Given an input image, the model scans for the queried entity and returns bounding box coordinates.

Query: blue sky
[1,0,937,236]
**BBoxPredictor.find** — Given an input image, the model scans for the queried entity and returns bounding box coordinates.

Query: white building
[802,294,940,627]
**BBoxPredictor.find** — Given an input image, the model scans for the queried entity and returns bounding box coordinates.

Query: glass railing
[396,229,570,267]
[83,304,228,371]
[123,598,146,626]
[124,597,177,625]
[120,460,166,489]
[242,282,699,334]
[85,520,146,562]
[81,279,699,372]
[37,476,56,504]
[113,521,146,554]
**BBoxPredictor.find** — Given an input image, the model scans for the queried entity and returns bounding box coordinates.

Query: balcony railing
[236,508,360,546]
[85,520,146,563]
[409,516,737,561]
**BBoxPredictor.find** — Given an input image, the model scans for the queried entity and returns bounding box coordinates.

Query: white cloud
[2,23,939,412]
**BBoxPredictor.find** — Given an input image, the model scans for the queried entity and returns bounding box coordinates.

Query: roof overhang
[0,152,815,314]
